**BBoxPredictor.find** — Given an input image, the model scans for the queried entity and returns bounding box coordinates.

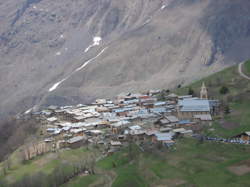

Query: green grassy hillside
[96,139,250,187]
[176,60,250,137]
[244,60,250,76]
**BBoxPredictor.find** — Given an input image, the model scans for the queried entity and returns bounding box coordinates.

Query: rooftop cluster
[23,88,219,160]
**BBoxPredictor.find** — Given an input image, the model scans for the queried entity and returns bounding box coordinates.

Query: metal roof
[67,136,85,144]
[123,99,139,104]
[167,93,178,97]
[129,125,142,130]
[154,101,166,106]
[245,132,250,136]
[110,141,122,146]
[155,132,174,141]
[160,119,170,124]
[178,99,210,112]
[165,115,179,123]
[178,120,191,124]
[150,107,166,113]
[47,117,57,122]
[172,128,186,133]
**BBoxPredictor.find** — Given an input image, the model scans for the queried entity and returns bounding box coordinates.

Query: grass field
[243,60,250,76]
[175,64,250,100]
[62,175,99,187]
[0,148,95,185]
[95,138,250,187]
[174,60,250,138]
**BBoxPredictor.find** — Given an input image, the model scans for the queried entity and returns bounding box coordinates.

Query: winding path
[238,61,250,80]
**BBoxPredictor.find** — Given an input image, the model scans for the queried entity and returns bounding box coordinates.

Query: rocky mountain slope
[1,0,250,118]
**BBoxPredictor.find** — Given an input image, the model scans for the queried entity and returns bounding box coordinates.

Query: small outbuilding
[67,136,86,149]
[232,132,250,141]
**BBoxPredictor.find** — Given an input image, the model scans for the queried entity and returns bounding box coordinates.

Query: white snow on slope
[84,36,102,53]
[24,107,33,114]
[55,51,61,56]
[49,78,67,92]
[76,47,107,72]
[161,0,174,10]
[48,47,108,92]
[93,37,102,45]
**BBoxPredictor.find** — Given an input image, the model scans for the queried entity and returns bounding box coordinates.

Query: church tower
[200,82,208,99]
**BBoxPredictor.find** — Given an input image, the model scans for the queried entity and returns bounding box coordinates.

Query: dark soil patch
[228,159,250,176]
[220,120,240,129]
[228,165,250,176]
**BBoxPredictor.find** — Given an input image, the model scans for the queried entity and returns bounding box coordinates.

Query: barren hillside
[1,0,250,117]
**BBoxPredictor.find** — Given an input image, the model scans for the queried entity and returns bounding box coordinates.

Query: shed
[67,136,86,148]
[165,116,179,123]
[47,117,58,122]
[153,132,175,143]
[176,120,195,128]
[110,141,122,146]
[232,132,250,141]
[159,119,170,125]
[129,125,142,131]
[172,128,186,133]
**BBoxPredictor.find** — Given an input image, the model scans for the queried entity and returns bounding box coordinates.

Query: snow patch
[49,78,67,92]
[48,47,108,92]
[25,108,33,114]
[84,36,102,53]
[76,47,107,72]
[55,51,61,56]
[161,0,173,10]
[84,46,91,53]
[93,37,102,46]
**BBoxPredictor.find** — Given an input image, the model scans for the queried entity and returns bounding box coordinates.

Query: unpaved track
[238,61,250,80]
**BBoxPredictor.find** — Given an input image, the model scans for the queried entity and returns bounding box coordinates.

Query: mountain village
[20,83,224,161]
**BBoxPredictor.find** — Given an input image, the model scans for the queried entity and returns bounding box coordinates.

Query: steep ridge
[1,0,250,118]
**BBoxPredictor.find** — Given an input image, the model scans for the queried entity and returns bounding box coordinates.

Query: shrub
[220,86,229,95]
[188,87,194,95]
[224,105,230,114]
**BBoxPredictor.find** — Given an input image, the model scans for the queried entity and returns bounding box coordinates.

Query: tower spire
[200,82,208,99]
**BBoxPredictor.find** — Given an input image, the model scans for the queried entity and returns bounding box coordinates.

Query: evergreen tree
[188,87,194,95]
[220,86,229,95]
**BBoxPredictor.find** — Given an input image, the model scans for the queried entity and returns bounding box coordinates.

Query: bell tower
[200,82,208,99]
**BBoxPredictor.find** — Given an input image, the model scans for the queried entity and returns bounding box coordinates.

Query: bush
[188,87,194,95]
[224,105,230,114]
[157,91,166,101]
[220,86,229,95]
